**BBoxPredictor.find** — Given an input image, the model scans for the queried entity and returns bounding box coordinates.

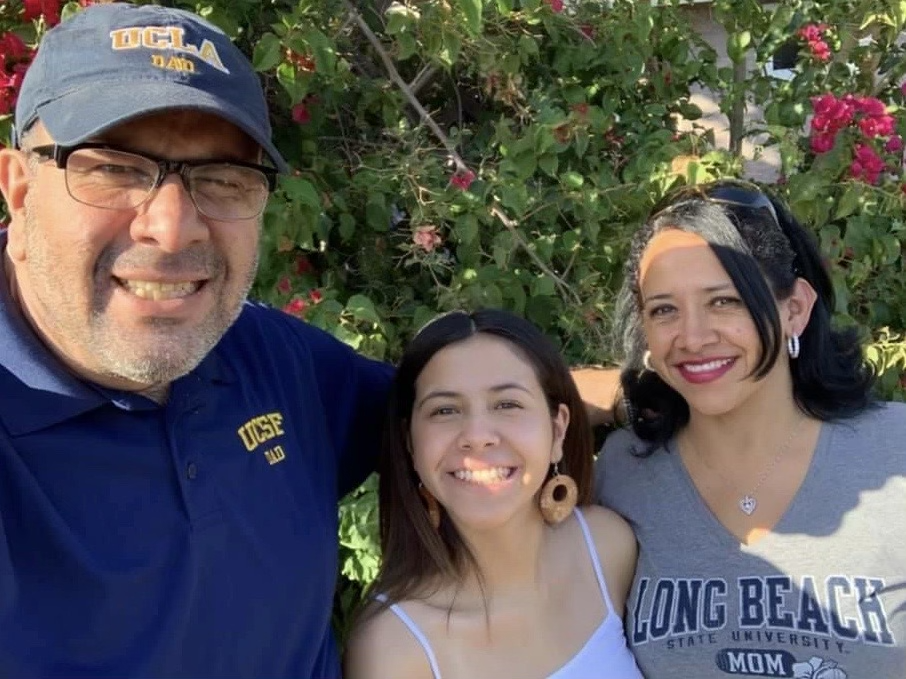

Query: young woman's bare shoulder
[344,603,438,679]
[578,505,638,611]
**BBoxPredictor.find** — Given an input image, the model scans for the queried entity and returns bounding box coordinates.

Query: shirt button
[186,462,198,480]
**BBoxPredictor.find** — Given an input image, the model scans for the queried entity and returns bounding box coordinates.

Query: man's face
[0,111,263,393]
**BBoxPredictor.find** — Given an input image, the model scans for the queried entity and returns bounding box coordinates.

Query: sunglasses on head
[652,180,780,228]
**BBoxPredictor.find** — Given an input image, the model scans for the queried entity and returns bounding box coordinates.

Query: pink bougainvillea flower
[283,298,308,317]
[291,102,311,124]
[450,169,476,191]
[854,96,886,117]
[0,32,29,62]
[810,132,836,154]
[294,255,313,276]
[23,0,60,25]
[276,276,292,295]
[809,40,831,62]
[885,135,903,153]
[413,225,443,253]
[850,143,886,184]
[544,0,564,12]
[308,289,323,304]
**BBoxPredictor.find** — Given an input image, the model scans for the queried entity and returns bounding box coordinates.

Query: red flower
[544,0,564,12]
[855,96,886,117]
[450,169,476,191]
[885,135,903,153]
[850,143,886,184]
[23,0,60,25]
[579,24,595,39]
[294,255,313,275]
[0,33,29,62]
[286,49,316,73]
[308,289,323,303]
[276,276,292,295]
[283,298,308,317]
[291,102,310,124]
[810,132,836,154]
[413,225,443,253]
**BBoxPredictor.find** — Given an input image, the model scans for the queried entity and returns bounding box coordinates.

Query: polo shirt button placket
[186,462,198,480]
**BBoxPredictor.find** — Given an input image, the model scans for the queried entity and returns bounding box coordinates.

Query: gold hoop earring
[418,483,441,530]
[539,464,578,525]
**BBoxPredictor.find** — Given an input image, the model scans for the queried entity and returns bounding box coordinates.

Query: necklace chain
[685,417,805,516]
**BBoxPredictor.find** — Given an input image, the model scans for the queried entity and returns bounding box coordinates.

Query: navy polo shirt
[0,241,393,677]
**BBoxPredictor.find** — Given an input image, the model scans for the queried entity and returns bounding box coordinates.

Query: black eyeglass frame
[28,142,278,219]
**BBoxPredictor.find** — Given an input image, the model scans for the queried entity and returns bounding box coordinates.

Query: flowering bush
[1,0,904,638]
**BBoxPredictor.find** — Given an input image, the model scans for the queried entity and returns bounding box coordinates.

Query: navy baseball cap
[14,2,288,172]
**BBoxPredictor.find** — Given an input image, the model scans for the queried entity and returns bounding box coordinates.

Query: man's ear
[0,147,34,263]
[550,403,570,465]
[783,277,818,338]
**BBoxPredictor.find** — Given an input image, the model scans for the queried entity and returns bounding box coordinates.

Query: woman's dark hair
[614,181,875,447]
[367,309,594,611]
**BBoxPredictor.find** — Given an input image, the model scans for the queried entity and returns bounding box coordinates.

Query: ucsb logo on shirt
[631,575,895,646]
[237,412,287,465]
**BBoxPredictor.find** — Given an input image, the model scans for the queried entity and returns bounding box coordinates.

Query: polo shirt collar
[0,233,235,435]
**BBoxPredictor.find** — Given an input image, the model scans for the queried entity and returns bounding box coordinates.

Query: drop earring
[539,463,578,524]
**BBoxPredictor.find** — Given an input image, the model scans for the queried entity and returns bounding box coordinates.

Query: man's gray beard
[23,196,257,390]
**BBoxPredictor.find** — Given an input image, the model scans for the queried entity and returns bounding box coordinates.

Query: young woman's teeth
[684,358,732,373]
[453,467,513,484]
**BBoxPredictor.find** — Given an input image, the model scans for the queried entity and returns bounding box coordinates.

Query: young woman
[597,181,906,677]
[346,310,642,679]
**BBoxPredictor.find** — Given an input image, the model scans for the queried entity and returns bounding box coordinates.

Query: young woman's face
[408,334,568,532]
[638,229,788,417]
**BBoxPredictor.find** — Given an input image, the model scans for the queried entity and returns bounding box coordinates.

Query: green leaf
[345,294,381,326]
[539,154,559,177]
[457,0,483,35]
[496,0,514,14]
[280,176,321,211]
[560,171,584,189]
[835,184,863,221]
[365,196,389,232]
[454,215,480,245]
[338,213,356,242]
[253,33,283,72]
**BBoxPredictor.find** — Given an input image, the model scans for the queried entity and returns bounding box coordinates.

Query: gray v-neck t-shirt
[596,402,906,678]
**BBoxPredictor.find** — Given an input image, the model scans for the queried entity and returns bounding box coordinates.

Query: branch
[343,0,468,174]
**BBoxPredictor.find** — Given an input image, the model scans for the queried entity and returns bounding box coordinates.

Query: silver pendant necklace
[686,417,805,516]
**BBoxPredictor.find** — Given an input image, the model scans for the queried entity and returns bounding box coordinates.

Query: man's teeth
[121,280,200,300]
[453,467,513,484]
[683,358,733,373]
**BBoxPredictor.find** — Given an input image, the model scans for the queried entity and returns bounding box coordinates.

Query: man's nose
[129,174,210,252]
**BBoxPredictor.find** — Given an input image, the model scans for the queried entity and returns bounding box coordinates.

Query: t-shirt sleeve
[291,320,394,497]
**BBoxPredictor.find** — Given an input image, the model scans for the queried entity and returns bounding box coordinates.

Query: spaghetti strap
[572,508,616,613]
[374,594,443,679]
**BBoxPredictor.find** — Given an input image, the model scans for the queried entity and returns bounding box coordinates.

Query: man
[0,4,392,677]
[0,3,619,677]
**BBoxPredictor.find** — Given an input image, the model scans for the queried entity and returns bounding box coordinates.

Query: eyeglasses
[29,143,278,221]
[652,179,780,228]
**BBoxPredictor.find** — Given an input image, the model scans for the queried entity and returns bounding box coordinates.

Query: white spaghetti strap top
[374,593,443,679]
[377,508,642,679]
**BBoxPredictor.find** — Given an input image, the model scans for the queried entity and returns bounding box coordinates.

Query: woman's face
[408,334,569,532]
[638,229,789,418]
